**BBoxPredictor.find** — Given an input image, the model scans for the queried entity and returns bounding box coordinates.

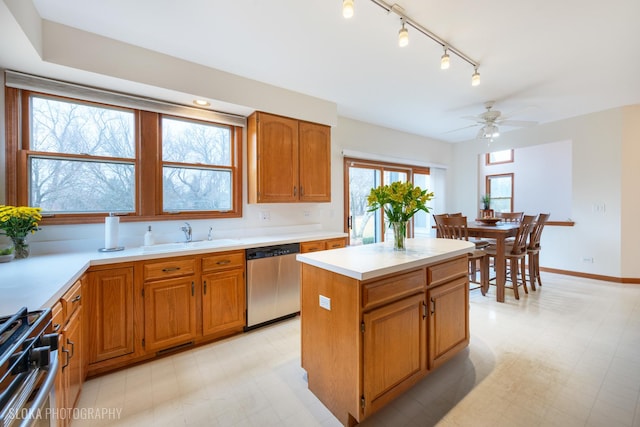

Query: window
[486,173,514,212]
[486,149,514,165]
[6,88,242,223]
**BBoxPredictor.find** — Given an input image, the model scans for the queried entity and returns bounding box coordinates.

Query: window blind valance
[4,70,247,127]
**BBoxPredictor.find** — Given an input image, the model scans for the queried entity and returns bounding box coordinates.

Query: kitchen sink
[142,239,241,252]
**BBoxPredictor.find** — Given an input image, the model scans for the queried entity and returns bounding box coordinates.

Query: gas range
[0,307,58,427]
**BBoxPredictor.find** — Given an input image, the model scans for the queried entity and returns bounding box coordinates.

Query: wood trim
[546,221,575,226]
[4,87,19,204]
[139,111,159,217]
[540,267,640,284]
[485,149,514,165]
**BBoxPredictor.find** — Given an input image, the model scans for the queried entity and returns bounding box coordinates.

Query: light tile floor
[73,272,640,426]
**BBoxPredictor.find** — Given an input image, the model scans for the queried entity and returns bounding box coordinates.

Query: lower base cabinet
[202,269,245,337]
[301,255,469,426]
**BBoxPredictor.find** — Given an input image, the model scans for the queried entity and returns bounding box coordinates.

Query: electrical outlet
[304,210,311,217]
[582,257,594,263]
[260,211,271,221]
[319,295,331,311]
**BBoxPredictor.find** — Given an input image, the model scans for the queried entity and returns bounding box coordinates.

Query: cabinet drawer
[362,269,426,310]
[202,251,244,272]
[325,238,346,250]
[427,256,468,288]
[61,279,82,322]
[300,240,325,253]
[143,258,196,281]
[51,301,64,334]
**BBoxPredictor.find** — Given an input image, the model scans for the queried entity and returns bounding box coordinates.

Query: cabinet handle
[293,186,297,196]
[203,280,207,295]
[162,267,181,273]
[53,323,61,332]
[62,347,70,371]
[72,295,81,303]
[67,339,75,359]
[430,297,436,315]
[422,301,427,319]
[216,260,231,265]
[191,281,195,296]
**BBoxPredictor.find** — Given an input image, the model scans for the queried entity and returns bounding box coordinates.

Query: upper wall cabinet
[247,112,331,203]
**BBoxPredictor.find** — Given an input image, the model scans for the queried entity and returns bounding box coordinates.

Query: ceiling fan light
[471,69,481,86]
[398,21,409,47]
[440,52,450,69]
[342,0,354,19]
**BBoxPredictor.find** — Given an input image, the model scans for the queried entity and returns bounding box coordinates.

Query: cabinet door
[257,113,299,202]
[363,293,426,415]
[299,121,331,202]
[202,269,246,337]
[52,302,67,427]
[144,277,197,352]
[427,276,469,369]
[62,306,83,411]
[324,237,346,250]
[87,267,135,363]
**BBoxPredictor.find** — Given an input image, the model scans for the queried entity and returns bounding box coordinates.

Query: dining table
[466,221,521,302]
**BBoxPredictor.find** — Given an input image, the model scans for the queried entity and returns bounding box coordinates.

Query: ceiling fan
[459,101,538,141]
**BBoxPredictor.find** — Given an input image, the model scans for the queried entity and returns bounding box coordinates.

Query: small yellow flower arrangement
[0,205,42,259]
[367,182,434,250]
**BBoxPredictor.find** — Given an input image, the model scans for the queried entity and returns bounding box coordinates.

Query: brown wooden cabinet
[201,251,246,338]
[52,278,86,424]
[86,266,135,364]
[300,237,347,253]
[247,111,331,203]
[300,254,469,426]
[143,257,198,352]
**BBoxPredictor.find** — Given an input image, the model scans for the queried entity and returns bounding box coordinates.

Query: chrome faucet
[181,222,192,242]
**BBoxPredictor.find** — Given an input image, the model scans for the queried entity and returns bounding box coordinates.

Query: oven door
[0,351,58,427]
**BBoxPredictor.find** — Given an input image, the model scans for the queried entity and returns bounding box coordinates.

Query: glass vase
[11,235,29,259]
[390,221,407,251]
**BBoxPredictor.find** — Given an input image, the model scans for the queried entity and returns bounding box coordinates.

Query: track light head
[471,68,481,86]
[398,19,409,47]
[441,48,450,70]
[342,0,354,19]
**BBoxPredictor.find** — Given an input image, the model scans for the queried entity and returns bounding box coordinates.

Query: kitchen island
[296,238,474,426]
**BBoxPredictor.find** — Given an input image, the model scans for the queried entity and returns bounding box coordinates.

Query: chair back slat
[528,213,550,249]
[496,211,524,222]
[439,216,470,241]
[510,215,536,255]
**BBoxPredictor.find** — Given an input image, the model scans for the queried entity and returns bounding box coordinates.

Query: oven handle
[18,351,59,427]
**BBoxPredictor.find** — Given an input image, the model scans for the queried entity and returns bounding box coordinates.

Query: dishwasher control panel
[246,243,300,260]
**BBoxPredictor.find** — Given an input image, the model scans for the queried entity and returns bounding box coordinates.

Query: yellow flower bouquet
[367,182,434,250]
[0,205,42,259]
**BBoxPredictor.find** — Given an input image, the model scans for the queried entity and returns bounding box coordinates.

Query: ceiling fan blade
[442,123,481,134]
[461,115,483,121]
[498,119,538,127]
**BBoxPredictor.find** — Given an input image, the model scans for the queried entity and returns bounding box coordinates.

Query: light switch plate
[319,295,331,311]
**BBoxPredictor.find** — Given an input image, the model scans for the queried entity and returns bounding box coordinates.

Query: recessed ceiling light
[193,99,210,107]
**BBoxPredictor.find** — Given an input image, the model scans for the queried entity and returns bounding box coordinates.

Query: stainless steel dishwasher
[245,243,301,329]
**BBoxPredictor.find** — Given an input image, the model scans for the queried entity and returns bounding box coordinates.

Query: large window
[6,88,242,223]
[486,173,514,212]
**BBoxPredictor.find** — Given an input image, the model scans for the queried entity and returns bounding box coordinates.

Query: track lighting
[440,48,450,70]
[342,0,354,19]
[341,0,481,87]
[471,68,481,86]
[398,19,409,47]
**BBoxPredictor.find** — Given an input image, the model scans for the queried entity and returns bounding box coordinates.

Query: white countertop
[0,231,346,315]
[296,237,474,281]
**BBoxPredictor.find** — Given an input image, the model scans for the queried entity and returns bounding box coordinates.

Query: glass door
[347,165,381,246]
[345,159,411,246]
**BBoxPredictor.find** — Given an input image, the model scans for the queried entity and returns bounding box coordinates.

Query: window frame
[486,149,514,165]
[5,88,243,224]
[485,173,514,212]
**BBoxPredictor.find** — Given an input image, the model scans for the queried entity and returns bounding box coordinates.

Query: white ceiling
[4,0,640,142]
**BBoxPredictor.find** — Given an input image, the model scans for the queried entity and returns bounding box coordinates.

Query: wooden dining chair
[438,216,489,295]
[495,211,524,223]
[527,213,550,291]
[434,213,489,248]
[483,215,536,299]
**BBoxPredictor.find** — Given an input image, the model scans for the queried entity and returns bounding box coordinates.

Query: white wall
[452,107,640,278]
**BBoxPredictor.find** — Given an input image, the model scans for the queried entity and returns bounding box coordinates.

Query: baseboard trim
[540,267,640,284]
